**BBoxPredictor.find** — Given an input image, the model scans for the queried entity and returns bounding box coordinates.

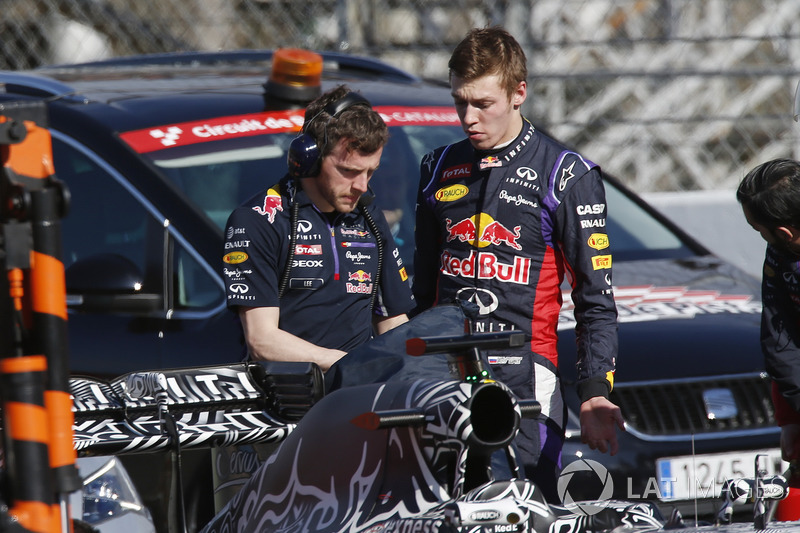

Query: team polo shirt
[223,177,414,352]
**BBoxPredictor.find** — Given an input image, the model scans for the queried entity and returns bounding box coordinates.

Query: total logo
[445,213,522,250]
[441,163,471,181]
[295,244,322,255]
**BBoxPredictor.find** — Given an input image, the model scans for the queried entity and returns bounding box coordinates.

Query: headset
[287,91,371,178]
[280,91,384,313]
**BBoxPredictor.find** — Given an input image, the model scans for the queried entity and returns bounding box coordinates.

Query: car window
[54,138,152,276]
[152,136,291,230]
[173,240,224,311]
[604,181,691,260]
[54,137,224,312]
[143,124,466,274]
[132,120,695,273]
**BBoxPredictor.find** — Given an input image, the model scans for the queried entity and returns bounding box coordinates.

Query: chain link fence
[3,0,800,193]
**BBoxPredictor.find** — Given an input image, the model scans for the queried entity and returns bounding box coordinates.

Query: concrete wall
[642,190,765,280]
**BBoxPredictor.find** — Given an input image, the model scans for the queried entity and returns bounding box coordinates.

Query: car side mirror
[66,253,162,313]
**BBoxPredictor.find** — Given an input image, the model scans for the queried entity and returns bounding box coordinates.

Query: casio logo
[576,204,605,215]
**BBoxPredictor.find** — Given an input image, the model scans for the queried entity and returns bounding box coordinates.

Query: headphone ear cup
[287,133,321,178]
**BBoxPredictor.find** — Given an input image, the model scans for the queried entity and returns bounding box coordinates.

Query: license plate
[656,449,785,501]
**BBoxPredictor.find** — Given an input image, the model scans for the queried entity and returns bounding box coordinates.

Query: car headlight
[78,456,152,526]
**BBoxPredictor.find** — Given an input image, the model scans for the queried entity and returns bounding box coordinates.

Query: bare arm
[239,306,346,372]
[373,313,408,335]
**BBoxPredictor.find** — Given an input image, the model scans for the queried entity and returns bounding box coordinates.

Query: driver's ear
[777,226,800,243]
[512,81,526,108]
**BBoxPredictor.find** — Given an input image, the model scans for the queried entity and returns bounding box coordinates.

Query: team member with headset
[222,85,414,371]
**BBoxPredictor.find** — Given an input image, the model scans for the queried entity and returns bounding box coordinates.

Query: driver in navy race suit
[413,26,625,502]
[737,158,800,484]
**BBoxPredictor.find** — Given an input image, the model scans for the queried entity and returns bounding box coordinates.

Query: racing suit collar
[473,119,536,168]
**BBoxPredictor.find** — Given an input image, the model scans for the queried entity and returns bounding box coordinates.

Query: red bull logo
[341,228,370,237]
[445,217,477,242]
[348,270,372,282]
[440,250,530,284]
[346,282,373,294]
[252,185,283,223]
[479,156,502,169]
[445,214,522,250]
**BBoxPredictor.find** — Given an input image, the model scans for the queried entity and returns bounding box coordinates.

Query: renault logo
[702,388,738,420]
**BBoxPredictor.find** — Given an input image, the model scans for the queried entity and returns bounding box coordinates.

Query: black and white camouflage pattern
[71,363,298,455]
[200,379,667,533]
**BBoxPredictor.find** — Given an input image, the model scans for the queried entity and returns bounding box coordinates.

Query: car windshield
[128,111,694,272]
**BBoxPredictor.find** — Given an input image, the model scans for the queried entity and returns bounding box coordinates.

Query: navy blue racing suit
[761,244,800,422]
[413,119,618,501]
[223,176,415,352]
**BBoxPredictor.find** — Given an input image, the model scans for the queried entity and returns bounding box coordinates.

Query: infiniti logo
[229,283,249,294]
[456,287,499,316]
[297,220,313,233]
[516,166,538,181]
